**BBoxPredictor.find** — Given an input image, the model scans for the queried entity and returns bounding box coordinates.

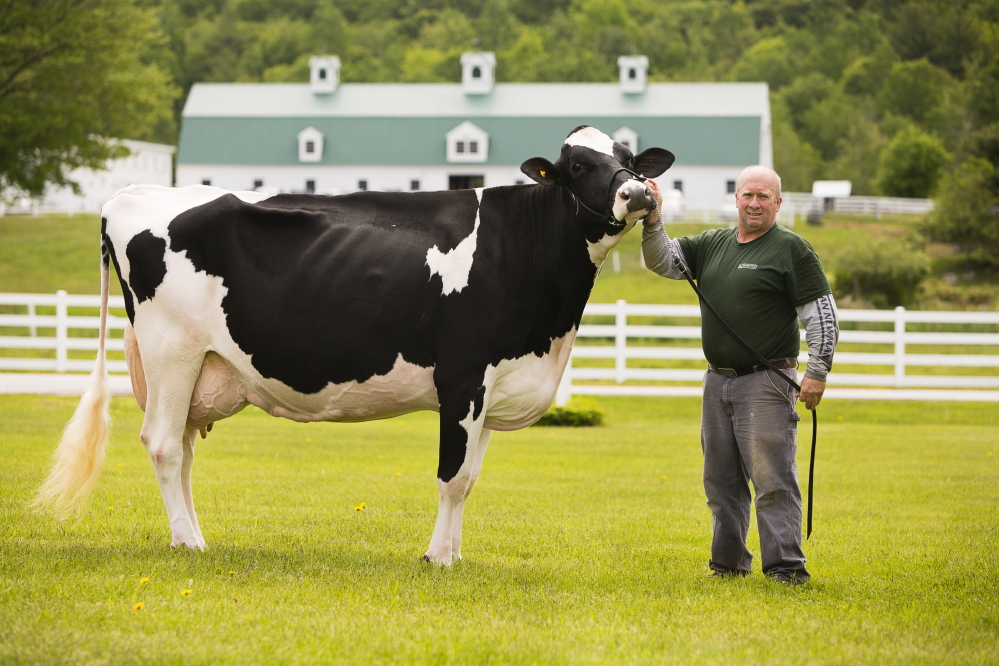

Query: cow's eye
[571,163,583,173]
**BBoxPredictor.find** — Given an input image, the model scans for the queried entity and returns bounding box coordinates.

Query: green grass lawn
[2,395,997,664]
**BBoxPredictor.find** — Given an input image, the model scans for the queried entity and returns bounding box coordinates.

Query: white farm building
[176,53,772,212]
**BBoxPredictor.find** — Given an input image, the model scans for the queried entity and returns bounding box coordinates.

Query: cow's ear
[633,148,676,178]
[520,158,560,186]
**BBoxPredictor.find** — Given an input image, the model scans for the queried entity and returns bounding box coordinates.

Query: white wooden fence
[0,291,130,374]
[1,293,998,401]
[556,301,999,403]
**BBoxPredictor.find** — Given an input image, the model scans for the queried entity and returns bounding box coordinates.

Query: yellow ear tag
[540,170,547,177]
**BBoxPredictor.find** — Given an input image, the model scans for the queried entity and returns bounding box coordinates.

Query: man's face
[736,173,781,237]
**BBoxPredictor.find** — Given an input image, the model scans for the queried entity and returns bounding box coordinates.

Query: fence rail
[2,293,998,401]
[556,300,999,404]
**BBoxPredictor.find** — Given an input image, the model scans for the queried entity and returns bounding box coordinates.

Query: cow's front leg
[424,384,493,566]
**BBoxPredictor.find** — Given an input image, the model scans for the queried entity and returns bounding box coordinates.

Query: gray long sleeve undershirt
[641,222,839,382]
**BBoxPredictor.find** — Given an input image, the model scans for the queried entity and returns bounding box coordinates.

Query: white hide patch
[425,188,483,295]
[565,126,616,156]
[485,329,578,431]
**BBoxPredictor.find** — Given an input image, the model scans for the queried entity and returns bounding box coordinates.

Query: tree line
[2,0,997,259]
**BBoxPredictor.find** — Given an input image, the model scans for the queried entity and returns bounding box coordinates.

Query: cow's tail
[33,243,112,517]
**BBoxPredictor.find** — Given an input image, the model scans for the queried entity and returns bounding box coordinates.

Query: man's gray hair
[736,165,782,200]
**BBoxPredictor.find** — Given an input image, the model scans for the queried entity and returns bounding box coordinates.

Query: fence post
[56,289,68,373]
[894,305,906,387]
[28,301,37,337]
[555,362,572,407]
[616,299,627,383]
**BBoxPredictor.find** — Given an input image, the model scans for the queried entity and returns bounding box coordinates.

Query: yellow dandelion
[989,452,993,456]
[306,437,312,443]
[224,426,230,432]
[107,506,114,512]
[355,502,366,511]
[114,409,122,414]
[243,444,249,449]
[378,455,384,459]
[662,476,668,480]
[181,589,192,596]
[117,463,123,468]
[140,577,150,585]
[395,472,402,477]
[228,571,236,575]
[133,602,145,611]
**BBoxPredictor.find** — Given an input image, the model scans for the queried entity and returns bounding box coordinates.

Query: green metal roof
[178,82,768,168]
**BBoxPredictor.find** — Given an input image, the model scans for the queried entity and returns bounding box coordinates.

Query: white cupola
[617,55,649,94]
[309,55,341,94]
[460,52,496,95]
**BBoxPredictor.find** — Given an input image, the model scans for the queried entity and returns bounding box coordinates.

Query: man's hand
[797,377,826,411]
[644,179,664,226]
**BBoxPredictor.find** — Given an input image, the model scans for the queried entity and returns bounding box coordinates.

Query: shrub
[830,233,931,308]
[533,398,605,427]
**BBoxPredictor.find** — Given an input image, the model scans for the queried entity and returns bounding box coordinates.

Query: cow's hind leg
[139,354,207,549]
[424,382,493,566]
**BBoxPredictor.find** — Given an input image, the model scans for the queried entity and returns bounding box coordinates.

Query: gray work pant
[701,366,809,581]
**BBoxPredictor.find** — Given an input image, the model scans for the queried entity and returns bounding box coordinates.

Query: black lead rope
[656,207,817,539]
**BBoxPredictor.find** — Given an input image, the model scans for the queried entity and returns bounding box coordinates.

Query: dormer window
[298,126,324,163]
[613,126,639,153]
[446,121,489,163]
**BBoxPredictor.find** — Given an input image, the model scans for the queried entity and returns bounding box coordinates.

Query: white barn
[176,53,772,212]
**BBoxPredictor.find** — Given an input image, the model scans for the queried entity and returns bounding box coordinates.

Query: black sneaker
[708,569,749,579]
[766,571,809,585]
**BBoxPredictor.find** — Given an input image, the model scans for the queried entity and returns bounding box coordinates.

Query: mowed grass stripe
[1,395,996,664]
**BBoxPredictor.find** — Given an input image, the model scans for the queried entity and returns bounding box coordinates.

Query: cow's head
[520,126,675,232]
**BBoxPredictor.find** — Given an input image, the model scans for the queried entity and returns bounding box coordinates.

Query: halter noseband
[569,167,648,226]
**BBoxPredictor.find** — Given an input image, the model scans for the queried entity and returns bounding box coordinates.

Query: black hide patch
[103,231,135,323]
[167,191,480,394]
[126,230,168,304]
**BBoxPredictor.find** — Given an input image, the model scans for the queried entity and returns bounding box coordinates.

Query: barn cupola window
[297,126,324,163]
[617,55,648,94]
[613,126,639,153]
[446,121,489,163]
[309,55,341,94]
[460,52,496,95]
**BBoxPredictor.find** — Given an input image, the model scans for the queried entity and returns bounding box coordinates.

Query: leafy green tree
[876,126,951,197]
[730,36,795,90]
[924,156,999,260]
[0,0,178,199]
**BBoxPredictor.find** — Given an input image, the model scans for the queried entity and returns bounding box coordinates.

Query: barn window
[726,180,736,194]
[673,180,683,193]
[358,179,368,191]
[628,67,637,80]
[306,180,315,194]
[410,180,420,191]
[445,121,489,163]
[298,127,324,163]
[472,66,482,79]
[201,179,211,186]
[254,179,263,189]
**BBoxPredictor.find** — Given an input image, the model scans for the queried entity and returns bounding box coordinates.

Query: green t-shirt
[678,224,832,369]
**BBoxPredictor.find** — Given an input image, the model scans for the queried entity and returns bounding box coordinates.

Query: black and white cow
[36,126,674,565]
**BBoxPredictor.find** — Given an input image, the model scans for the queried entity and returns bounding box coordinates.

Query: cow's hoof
[422,552,452,567]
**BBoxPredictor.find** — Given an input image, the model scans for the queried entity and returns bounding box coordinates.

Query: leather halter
[570,167,647,225]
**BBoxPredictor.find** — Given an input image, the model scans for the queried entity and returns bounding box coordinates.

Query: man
[642,166,839,584]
